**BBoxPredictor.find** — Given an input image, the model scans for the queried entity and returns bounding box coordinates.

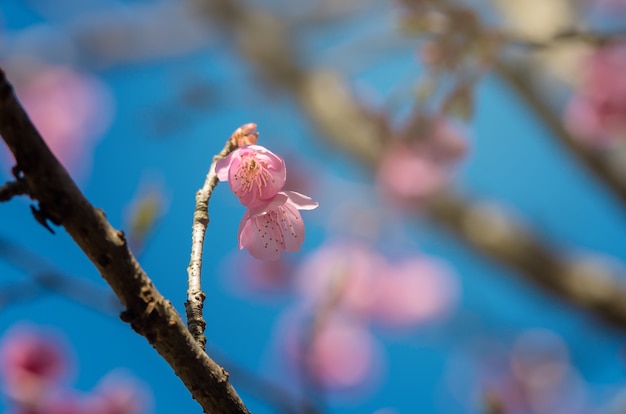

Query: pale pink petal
[247,192,288,217]
[238,210,284,261]
[280,202,306,252]
[238,192,317,260]
[283,190,319,210]
[215,152,235,181]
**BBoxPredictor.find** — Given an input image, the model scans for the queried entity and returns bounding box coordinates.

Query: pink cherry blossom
[277,311,384,391]
[369,257,458,328]
[295,242,386,317]
[377,118,468,205]
[378,145,449,202]
[0,324,71,406]
[564,45,626,147]
[238,191,318,260]
[216,144,287,208]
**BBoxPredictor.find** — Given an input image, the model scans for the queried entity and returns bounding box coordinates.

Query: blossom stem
[185,135,238,348]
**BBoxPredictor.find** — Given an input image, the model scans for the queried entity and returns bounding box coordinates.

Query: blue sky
[1,1,626,413]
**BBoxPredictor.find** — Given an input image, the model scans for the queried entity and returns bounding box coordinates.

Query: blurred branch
[494,59,626,210]
[0,236,121,316]
[505,28,626,49]
[0,179,27,202]
[0,68,250,414]
[186,136,238,349]
[199,0,626,332]
[0,280,42,309]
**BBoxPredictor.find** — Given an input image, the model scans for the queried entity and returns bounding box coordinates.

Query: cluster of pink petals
[217,144,286,209]
[564,45,626,147]
[5,59,113,180]
[0,325,69,406]
[278,242,458,390]
[377,118,468,205]
[0,324,149,414]
[216,131,318,260]
[296,242,458,328]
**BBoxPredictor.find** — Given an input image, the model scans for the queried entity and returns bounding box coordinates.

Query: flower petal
[238,211,284,261]
[282,191,319,210]
[215,152,235,182]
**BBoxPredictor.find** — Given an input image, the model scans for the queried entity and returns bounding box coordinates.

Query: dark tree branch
[0,67,250,414]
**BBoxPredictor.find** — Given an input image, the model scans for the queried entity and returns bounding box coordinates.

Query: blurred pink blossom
[564,45,626,147]
[295,242,386,318]
[216,144,287,208]
[278,311,383,391]
[238,191,318,261]
[377,118,468,204]
[0,324,150,414]
[0,324,71,406]
[83,371,151,414]
[296,242,458,328]
[369,257,458,328]
[7,59,113,180]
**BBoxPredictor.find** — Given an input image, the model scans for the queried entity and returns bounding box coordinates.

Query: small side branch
[185,123,257,347]
[0,179,27,202]
[185,138,236,348]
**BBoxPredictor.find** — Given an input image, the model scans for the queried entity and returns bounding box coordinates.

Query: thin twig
[0,67,250,414]
[186,137,237,348]
[0,179,27,202]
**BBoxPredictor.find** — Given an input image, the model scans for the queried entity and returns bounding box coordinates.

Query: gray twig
[185,136,237,348]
